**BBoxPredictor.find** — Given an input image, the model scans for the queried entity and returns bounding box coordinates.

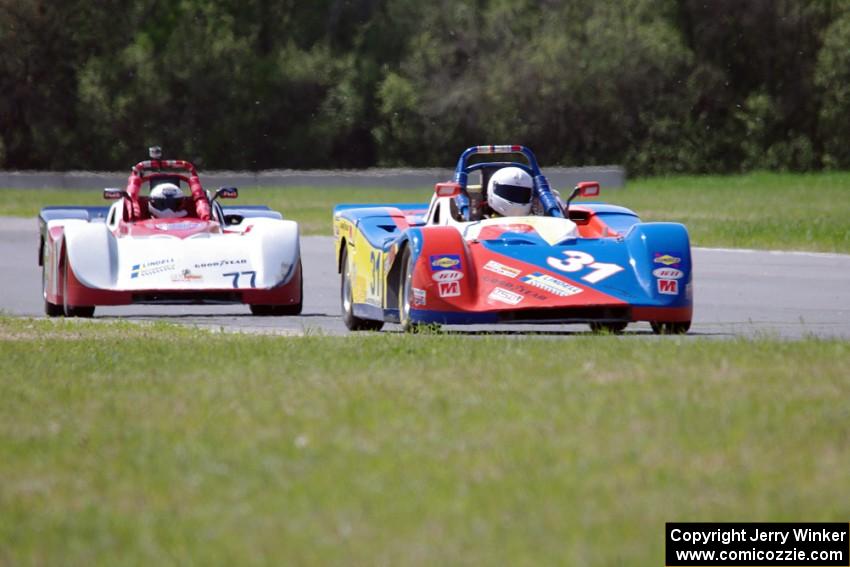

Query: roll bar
[451,145,563,220]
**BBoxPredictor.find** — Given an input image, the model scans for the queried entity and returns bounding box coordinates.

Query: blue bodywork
[335,145,693,326]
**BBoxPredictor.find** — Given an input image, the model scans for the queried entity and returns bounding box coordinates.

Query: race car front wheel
[589,322,628,334]
[43,265,63,317]
[398,246,439,333]
[340,247,384,331]
[650,321,691,334]
[62,251,94,318]
[250,262,303,316]
[398,247,416,332]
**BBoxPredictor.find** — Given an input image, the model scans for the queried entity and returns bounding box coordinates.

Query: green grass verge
[2,170,849,249]
[622,172,850,252]
[2,317,849,565]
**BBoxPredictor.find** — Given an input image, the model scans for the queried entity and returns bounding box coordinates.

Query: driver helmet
[149,183,188,218]
[487,166,534,217]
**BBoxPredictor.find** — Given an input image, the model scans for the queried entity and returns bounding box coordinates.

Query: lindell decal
[519,272,582,297]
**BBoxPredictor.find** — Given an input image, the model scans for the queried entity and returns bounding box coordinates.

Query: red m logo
[657,279,678,295]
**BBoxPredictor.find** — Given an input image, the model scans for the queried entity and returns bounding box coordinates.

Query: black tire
[398,247,439,333]
[62,251,94,318]
[650,321,691,335]
[43,266,64,317]
[589,321,628,334]
[340,247,384,331]
[250,262,304,316]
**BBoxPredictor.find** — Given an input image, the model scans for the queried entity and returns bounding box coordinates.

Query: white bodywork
[54,213,299,291]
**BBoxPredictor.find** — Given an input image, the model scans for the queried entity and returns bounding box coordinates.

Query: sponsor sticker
[130,258,175,279]
[432,270,463,283]
[481,274,547,301]
[483,260,521,278]
[652,267,684,280]
[438,281,461,298]
[170,269,203,282]
[654,253,681,266]
[194,258,248,269]
[519,272,582,297]
[657,279,679,295]
[413,287,426,306]
[488,287,523,305]
[430,254,461,271]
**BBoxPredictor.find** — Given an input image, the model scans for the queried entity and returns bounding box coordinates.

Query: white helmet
[149,183,188,218]
[487,167,534,217]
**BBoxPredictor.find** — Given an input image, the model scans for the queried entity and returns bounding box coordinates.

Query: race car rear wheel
[650,321,691,335]
[43,266,63,317]
[250,262,303,316]
[589,322,628,334]
[341,247,384,331]
[62,252,94,318]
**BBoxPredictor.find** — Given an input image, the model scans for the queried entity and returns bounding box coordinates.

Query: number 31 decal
[546,251,623,283]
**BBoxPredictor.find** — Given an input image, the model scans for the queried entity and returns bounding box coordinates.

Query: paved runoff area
[2,217,849,339]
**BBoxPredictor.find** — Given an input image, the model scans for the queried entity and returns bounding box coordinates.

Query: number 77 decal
[546,251,623,283]
[223,271,257,288]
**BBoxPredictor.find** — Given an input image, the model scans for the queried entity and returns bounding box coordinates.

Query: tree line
[2,0,849,175]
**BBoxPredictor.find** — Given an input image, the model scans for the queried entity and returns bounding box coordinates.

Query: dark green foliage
[0,0,848,173]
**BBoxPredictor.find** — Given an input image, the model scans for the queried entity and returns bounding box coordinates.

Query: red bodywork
[400,212,691,324]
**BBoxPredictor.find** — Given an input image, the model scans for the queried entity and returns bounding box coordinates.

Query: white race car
[39,149,302,317]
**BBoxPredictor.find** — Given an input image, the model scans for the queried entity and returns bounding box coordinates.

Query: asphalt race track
[3,217,849,338]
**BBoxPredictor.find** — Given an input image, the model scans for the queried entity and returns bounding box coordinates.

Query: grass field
[2,171,849,252]
[2,317,849,565]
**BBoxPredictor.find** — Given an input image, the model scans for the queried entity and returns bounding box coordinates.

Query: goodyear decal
[430,254,461,271]
[194,258,248,269]
[482,274,547,301]
[519,272,582,297]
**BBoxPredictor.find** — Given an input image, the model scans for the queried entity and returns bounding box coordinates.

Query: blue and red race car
[333,145,692,333]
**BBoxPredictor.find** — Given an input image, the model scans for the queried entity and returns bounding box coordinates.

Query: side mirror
[103,188,130,200]
[577,181,600,198]
[563,181,601,215]
[435,182,461,198]
[214,187,238,201]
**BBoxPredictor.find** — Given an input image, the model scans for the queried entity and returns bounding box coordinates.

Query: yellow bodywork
[334,215,386,308]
